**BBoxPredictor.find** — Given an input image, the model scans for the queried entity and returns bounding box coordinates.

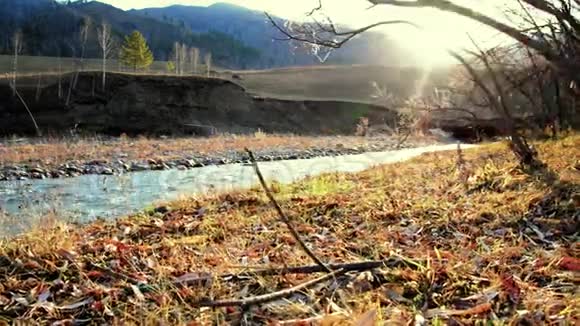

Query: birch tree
[172,42,181,75]
[97,22,114,89]
[180,43,188,75]
[204,52,212,77]
[11,30,23,97]
[190,47,199,74]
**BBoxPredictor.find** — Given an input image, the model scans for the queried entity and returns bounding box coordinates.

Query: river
[0,143,474,235]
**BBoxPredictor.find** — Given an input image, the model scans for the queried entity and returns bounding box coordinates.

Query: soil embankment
[0,72,397,136]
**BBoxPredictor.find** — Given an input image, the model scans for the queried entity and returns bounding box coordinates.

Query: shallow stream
[0,143,474,235]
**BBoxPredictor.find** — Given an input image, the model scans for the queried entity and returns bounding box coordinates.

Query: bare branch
[172,258,420,286]
[367,0,579,82]
[11,85,42,137]
[245,148,332,273]
[306,0,323,16]
[265,12,417,49]
[193,268,345,307]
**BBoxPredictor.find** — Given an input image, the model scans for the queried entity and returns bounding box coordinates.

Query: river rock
[31,172,45,179]
[65,165,83,174]
[100,168,114,175]
[88,159,108,165]
[29,167,45,174]
[130,163,149,171]
[154,205,170,214]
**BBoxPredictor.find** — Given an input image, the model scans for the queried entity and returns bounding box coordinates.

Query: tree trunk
[102,56,106,90]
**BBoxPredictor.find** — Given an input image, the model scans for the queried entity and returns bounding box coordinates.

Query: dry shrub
[355,117,369,136]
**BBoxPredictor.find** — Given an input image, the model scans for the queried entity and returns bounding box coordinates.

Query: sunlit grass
[0,134,578,324]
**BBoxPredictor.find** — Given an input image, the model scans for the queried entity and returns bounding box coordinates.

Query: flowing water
[0,143,474,235]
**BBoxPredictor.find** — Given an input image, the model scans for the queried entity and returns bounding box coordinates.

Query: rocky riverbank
[0,135,443,181]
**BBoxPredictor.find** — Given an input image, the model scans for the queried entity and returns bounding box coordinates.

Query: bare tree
[204,52,212,77]
[11,30,23,97]
[190,47,199,74]
[79,17,91,72]
[265,0,579,166]
[180,43,188,76]
[97,22,114,89]
[57,53,63,99]
[267,0,579,84]
[172,42,181,75]
[449,47,540,165]
[68,17,92,104]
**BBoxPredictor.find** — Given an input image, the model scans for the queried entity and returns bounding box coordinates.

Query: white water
[0,143,474,235]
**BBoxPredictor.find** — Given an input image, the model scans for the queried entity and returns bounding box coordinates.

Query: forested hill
[0,0,416,69]
[0,0,261,69]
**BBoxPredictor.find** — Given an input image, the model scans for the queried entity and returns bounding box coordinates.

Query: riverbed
[0,143,474,235]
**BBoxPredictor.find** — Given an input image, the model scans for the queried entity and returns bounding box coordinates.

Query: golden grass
[0,135,578,324]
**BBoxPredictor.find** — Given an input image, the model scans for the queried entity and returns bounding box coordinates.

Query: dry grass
[0,135,578,324]
[0,134,434,167]
[229,64,454,103]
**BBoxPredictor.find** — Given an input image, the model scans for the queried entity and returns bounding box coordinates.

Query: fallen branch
[173,257,427,286]
[245,148,332,273]
[194,268,346,307]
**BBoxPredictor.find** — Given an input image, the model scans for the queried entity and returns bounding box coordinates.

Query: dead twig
[173,257,426,286]
[194,268,345,307]
[245,148,332,273]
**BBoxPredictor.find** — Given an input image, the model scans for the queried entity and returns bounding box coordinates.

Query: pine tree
[119,31,154,71]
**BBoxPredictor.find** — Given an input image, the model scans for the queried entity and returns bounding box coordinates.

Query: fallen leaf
[354,309,377,326]
[558,256,580,271]
[56,298,94,311]
[501,275,521,304]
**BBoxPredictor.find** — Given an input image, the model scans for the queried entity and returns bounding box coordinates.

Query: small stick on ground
[194,268,346,307]
[245,148,332,273]
[173,257,425,286]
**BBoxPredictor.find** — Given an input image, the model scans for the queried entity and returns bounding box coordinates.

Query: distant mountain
[0,0,261,68]
[0,0,416,69]
[133,3,415,68]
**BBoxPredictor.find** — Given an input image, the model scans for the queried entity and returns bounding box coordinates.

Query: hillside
[0,0,419,69]
[133,3,417,68]
[0,0,261,69]
[225,65,453,103]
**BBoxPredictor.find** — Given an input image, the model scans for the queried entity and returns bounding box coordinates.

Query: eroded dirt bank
[0,72,398,136]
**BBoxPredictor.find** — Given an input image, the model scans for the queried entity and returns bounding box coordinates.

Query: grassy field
[0,135,578,324]
[230,64,455,104]
[0,55,174,76]
[1,55,455,105]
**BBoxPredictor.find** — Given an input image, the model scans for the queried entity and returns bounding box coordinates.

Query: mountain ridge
[1,0,416,69]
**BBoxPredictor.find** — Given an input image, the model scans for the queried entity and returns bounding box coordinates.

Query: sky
[94,0,521,65]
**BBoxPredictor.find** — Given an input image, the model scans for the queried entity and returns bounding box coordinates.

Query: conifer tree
[119,31,154,71]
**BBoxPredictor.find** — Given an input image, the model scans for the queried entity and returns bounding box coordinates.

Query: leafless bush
[355,117,369,136]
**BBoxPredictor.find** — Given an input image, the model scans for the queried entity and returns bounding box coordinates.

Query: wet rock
[130,163,149,172]
[100,168,114,175]
[88,159,108,165]
[31,172,45,179]
[178,159,197,168]
[65,165,83,174]
[154,205,170,214]
[29,167,45,174]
